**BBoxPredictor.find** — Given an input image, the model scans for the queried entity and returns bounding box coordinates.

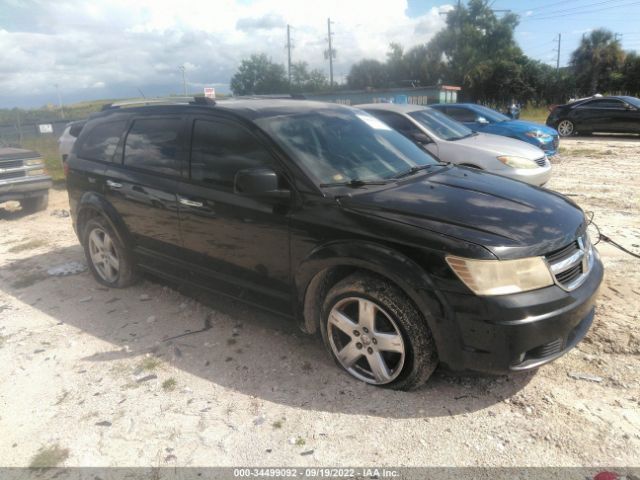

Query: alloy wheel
[557,120,574,137]
[88,227,120,283]
[327,296,406,385]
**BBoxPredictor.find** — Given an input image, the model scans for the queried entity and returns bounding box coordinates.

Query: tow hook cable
[586,211,640,259]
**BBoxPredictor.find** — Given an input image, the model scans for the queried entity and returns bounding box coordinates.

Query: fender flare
[76,191,131,247]
[294,240,458,357]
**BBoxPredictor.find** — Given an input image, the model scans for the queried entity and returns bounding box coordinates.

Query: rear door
[176,115,292,312]
[103,115,185,258]
[572,99,626,132]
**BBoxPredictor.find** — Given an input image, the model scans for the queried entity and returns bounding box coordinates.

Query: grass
[29,444,69,469]
[520,106,550,124]
[162,378,177,392]
[18,136,64,183]
[295,437,306,446]
[139,356,162,371]
[8,238,48,253]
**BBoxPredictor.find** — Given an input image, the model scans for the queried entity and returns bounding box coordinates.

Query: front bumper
[0,175,52,203]
[437,252,603,374]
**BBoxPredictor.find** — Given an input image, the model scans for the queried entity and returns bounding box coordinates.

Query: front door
[177,116,292,312]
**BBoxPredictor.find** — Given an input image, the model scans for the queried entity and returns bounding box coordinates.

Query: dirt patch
[0,140,638,467]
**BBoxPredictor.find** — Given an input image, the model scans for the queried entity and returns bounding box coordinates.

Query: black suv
[66,98,603,390]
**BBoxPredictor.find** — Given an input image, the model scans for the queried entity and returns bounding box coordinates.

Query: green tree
[621,51,640,96]
[230,54,288,95]
[570,29,624,95]
[290,62,329,92]
[347,59,390,89]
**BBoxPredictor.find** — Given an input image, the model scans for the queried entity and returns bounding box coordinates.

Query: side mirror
[476,116,490,125]
[410,131,433,144]
[234,168,290,200]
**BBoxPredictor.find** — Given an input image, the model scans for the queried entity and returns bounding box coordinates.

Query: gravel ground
[0,136,638,468]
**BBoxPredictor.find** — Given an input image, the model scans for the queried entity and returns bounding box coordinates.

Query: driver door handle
[106,180,123,189]
[179,197,204,208]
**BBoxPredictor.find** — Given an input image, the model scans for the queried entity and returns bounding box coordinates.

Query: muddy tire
[82,216,138,288]
[320,272,438,390]
[20,193,48,213]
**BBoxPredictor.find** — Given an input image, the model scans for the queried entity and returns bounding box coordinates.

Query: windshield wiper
[392,164,434,179]
[319,178,390,188]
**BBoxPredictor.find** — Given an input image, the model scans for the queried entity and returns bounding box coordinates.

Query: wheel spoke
[328,310,358,335]
[103,234,113,254]
[358,299,376,331]
[337,341,363,368]
[367,352,392,383]
[106,253,119,271]
[89,230,104,250]
[374,332,404,353]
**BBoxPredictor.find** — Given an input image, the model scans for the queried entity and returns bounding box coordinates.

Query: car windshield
[471,105,511,122]
[256,109,439,185]
[408,109,474,141]
[622,96,640,108]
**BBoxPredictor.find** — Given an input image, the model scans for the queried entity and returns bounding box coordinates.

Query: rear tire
[20,193,48,213]
[82,216,138,288]
[556,119,575,137]
[320,272,438,390]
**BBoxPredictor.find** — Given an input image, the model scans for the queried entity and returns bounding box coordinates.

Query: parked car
[67,98,603,390]
[360,103,552,186]
[0,147,51,212]
[58,120,85,164]
[546,95,640,137]
[430,103,559,156]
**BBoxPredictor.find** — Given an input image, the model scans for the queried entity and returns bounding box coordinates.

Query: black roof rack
[101,96,215,111]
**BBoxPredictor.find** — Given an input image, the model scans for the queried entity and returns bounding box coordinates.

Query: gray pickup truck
[0,147,52,212]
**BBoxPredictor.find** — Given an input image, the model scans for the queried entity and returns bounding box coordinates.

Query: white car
[360,103,552,186]
[58,120,85,164]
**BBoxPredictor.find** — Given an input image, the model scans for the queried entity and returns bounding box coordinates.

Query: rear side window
[124,118,183,176]
[445,108,476,122]
[582,99,625,109]
[77,120,127,162]
[190,120,273,187]
[369,111,421,135]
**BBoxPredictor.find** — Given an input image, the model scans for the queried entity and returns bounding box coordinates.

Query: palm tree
[570,29,625,95]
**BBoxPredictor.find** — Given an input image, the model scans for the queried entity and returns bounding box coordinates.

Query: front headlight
[24,158,43,166]
[497,155,539,169]
[524,131,551,139]
[446,255,554,296]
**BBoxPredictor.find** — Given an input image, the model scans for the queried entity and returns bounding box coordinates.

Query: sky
[0,0,636,109]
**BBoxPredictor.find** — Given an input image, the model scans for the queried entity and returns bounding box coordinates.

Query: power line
[514,0,583,13]
[524,0,627,18]
[523,0,640,20]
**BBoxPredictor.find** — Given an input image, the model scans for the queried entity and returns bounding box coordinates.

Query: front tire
[20,193,48,213]
[320,272,438,390]
[82,217,137,288]
[556,119,575,137]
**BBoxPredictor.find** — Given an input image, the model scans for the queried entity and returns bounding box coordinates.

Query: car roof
[357,103,431,113]
[92,99,354,123]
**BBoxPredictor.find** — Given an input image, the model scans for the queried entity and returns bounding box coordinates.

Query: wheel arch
[76,191,131,247]
[295,241,449,346]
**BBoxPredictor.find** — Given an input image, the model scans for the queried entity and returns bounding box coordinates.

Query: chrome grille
[0,170,26,181]
[545,235,593,291]
[0,159,23,169]
[534,157,547,167]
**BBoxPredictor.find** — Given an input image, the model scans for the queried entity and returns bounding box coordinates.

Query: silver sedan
[359,103,552,186]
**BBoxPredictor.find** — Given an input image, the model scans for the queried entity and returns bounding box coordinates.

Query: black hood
[339,166,586,260]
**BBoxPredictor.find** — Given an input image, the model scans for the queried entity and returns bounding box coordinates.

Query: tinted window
[582,99,625,109]
[408,109,474,141]
[445,107,477,123]
[124,118,183,176]
[368,111,422,135]
[190,120,273,187]
[77,120,127,162]
[69,121,85,137]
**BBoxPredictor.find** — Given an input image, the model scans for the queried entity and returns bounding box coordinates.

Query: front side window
[408,109,474,141]
[256,108,438,185]
[470,105,510,123]
[190,120,274,187]
[124,117,183,176]
[77,120,127,162]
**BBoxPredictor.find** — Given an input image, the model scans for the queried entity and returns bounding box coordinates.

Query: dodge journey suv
[66,98,603,390]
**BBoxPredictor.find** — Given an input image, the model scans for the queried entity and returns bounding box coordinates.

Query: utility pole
[324,18,335,87]
[178,65,187,96]
[286,24,293,85]
[555,33,562,71]
[54,83,65,119]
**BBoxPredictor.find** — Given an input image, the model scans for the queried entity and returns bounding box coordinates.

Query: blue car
[431,103,560,156]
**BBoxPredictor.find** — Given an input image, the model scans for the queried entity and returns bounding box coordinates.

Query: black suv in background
[66,98,603,390]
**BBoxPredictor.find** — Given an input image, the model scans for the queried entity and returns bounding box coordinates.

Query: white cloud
[0,0,449,107]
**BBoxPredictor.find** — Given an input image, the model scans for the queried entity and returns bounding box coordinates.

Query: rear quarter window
[76,120,127,162]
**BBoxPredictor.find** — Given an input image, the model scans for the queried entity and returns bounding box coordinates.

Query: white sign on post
[204,87,216,99]
[38,124,53,134]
